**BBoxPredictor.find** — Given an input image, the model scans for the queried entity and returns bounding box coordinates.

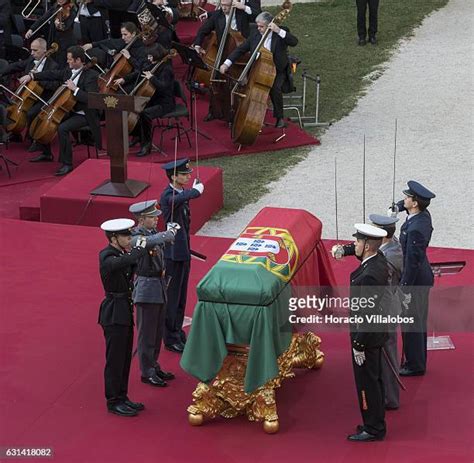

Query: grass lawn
[200,0,449,219]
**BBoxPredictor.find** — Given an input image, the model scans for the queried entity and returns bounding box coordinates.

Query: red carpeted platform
[1,218,473,463]
[36,159,222,231]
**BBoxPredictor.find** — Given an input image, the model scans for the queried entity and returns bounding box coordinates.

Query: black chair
[151,80,191,152]
[73,126,100,159]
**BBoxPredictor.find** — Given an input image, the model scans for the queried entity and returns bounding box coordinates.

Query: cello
[5,43,58,135]
[127,49,177,133]
[29,59,96,145]
[230,3,292,146]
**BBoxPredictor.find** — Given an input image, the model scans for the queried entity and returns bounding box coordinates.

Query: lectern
[88,93,150,197]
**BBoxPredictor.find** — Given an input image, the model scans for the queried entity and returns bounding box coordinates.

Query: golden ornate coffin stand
[187,332,324,434]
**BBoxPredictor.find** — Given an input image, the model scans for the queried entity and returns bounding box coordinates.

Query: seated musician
[82,22,147,71]
[77,0,109,43]
[0,38,59,153]
[114,44,175,157]
[148,0,180,50]
[25,0,78,68]
[219,11,298,128]
[24,46,102,176]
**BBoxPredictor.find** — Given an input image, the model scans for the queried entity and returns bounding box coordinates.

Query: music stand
[172,41,212,141]
[427,261,466,350]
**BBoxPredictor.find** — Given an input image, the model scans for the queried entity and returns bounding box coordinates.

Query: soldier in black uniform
[345,223,389,442]
[394,180,436,376]
[159,159,204,353]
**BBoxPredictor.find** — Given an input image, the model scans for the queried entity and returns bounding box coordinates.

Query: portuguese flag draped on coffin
[181,207,336,393]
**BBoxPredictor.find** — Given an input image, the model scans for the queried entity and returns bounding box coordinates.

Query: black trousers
[270,71,286,119]
[352,347,386,436]
[164,259,190,345]
[356,0,380,39]
[102,324,134,405]
[79,16,108,44]
[58,114,89,166]
[401,286,430,372]
[139,104,168,144]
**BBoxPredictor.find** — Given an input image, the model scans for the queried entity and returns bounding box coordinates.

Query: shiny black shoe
[129,137,140,148]
[124,400,145,411]
[356,425,364,433]
[108,403,138,417]
[165,343,184,354]
[347,430,384,442]
[141,374,167,387]
[275,118,287,128]
[358,38,367,46]
[155,368,175,381]
[136,143,151,157]
[203,113,215,122]
[28,141,41,152]
[54,165,73,176]
[29,152,53,162]
[399,367,425,376]
[369,36,377,45]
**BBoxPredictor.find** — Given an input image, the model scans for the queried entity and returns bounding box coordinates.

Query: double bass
[231,3,292,146]
[127,49,177,132]
[29,60,96,145]
[5,43,58,135]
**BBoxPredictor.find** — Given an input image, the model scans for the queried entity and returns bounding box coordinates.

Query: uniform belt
[136,271,165,278]
[105,291,130,299]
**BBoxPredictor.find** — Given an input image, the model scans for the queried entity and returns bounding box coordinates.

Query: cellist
[220,11,298,128]
[115,44,176,157]
[0,38,59,153]
[24,46,102,175]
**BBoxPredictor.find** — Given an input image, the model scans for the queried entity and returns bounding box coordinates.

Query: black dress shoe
[28,141,41,152]
[347,430,384,442]
[369,36,377,45]
[129,137,140,148]
[356,425,364,433]
[275,118,287,128]
[358,38,367,46]
[399,367,425,376]
[137,144,151,157]
[29,153,53,162]
[203,113,215,122]
[141,374,167,387]
[124,400,145,411]
[165,343,184,354]
[155,368,175,381]
[108,403,138,417]
[54,165,73,176]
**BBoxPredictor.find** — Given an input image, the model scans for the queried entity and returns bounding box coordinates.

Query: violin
[55,1,74,31]
[127,49,177,133]
[6,43,58,135]
[29,59,96,145]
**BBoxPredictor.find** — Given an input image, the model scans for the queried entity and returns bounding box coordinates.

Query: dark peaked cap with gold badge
[403,181,436,200]
[129,200,162,217]
[161,158,193,176]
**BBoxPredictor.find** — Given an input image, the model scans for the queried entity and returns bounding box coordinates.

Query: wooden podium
[88,93,150,197]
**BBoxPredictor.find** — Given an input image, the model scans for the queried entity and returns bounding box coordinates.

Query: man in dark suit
[346,223,389,442]
[394,180,435,376]
[159,159,204,353]
[356,0,379,45]
[0,38,58,152]
[77,0,109,44]
[219,11,298,128]
[129,200,177,387]
[26,46,102,175]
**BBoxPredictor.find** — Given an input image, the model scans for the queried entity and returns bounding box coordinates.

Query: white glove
[167,222,181,236]
[387,204,399,217]
[402,292,412,310]
[353,348,366,366]
[192,179,204,194]
[331,244,345,260]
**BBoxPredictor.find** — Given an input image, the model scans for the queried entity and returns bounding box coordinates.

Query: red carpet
[1,218,473,463]
[37,159,222,232]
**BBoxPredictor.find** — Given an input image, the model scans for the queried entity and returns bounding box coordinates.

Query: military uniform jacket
[98,244,147,326]
[350,251,389,351]
[160,185,201,261]
[131,226,168,304]
[397,203,434,287]
[380,237,404,318]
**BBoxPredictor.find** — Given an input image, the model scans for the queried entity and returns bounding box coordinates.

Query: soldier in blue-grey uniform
[129,200,177,387]
[393,180,435,376]
[159,159,204,353]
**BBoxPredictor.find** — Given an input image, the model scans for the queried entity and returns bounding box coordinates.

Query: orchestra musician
[219,11,298,128]
[77,0,109,44]
[25,46,102,176]
[1,38,59,153]
[25,0,78,68]
[82,21,147,72]
[115,44,176,157]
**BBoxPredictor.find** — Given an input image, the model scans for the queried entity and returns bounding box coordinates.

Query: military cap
[352,223,387,240]
[369,214,399,226]
[100,218,135,235]
[129,199,161,217]
[161,158,193,175]
[403,180,436,200]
